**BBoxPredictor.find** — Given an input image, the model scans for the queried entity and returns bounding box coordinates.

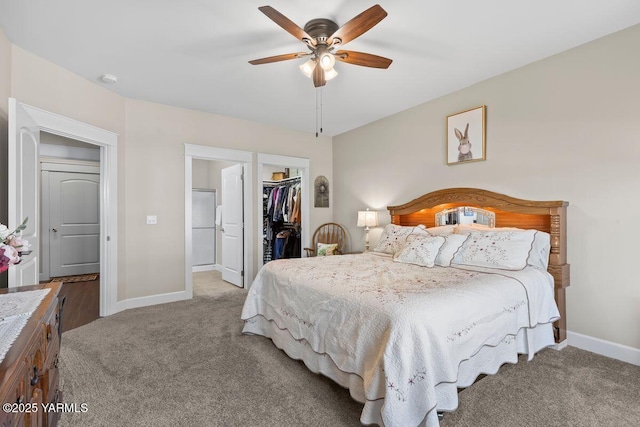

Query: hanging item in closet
[263,176,302,263]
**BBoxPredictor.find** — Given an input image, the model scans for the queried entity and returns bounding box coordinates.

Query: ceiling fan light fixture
[299,58,317,78]
[319,52,335,71]
[324,67,338,81]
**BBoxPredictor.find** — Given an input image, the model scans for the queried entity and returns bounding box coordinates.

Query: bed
[241,188,570,427]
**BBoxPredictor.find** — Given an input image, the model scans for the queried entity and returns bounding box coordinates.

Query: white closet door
[192,189,216,266]
[221,164,244,287]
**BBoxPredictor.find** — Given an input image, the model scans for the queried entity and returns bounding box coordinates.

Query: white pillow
[409,225,431,237]
[393,234,446,268]
[373,224,423,255]
[434,234,468,267]
[425,225,458,236]
[454,224,490,234]
[451,230,537,271]
[530,231,551,269]
[455,226,551,270]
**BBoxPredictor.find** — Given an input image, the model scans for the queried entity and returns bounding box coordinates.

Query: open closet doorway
[257,153,309,270]
[184,144,254,299]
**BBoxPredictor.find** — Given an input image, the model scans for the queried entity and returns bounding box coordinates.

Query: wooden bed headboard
[388,187,570,343]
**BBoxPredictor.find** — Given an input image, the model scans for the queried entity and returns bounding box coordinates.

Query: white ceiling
[1,1,639,136]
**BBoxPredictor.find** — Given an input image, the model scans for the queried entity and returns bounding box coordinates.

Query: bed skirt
[242,317,555,427]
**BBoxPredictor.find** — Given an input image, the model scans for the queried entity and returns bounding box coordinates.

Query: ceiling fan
[249,4,392,87]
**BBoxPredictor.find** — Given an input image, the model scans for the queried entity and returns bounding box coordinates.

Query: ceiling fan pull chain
[320,87,323,134]
[315,87,324,137]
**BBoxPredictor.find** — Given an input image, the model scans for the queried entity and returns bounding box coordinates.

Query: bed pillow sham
[373,224,425,255]
[393,234,446,268]
[456,225,551,269]
[434,234,468,267]
[451,229,537,270]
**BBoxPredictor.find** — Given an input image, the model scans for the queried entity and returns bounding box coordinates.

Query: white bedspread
[241,253,559,427]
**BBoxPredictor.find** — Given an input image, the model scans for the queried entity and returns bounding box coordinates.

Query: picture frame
[446,105,486,165]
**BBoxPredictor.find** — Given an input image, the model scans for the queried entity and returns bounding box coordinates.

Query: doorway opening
[40,132,101,281]
[7,99,118,316]
[39,133,101,331]
[191,158,244,297]
[257,153,310,270]
[184,144,254,299]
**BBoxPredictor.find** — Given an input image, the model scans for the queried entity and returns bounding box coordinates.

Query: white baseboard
[192,264,216,273]
[567,331,640,366]
[113,290,187,314]
[191,264,223,273]
[550,340,568,351]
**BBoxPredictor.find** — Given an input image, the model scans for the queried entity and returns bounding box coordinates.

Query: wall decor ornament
[314,175,329,208]
[446,105,486,165]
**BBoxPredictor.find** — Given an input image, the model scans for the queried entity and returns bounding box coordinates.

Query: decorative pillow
[434,234,468,267]
[455,226,551,269]
[451,230,537,270]
[393,234,446,268]
[317,242,338,256]
[373,224,419,255]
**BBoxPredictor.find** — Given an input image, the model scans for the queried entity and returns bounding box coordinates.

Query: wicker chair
[304,223,347,257]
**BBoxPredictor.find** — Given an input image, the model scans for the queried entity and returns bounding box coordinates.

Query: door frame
[11,101,119,316]
[184,144,254,298]
[257,153,310,268]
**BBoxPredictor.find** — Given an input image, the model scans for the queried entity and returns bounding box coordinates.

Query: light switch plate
[146,215,157,225]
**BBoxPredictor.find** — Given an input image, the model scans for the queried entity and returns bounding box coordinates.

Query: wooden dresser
[0,282,64,427]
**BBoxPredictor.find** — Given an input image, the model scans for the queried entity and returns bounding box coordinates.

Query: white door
[7,99,40,287]
[48,172,100,278]
[221,164,244,287]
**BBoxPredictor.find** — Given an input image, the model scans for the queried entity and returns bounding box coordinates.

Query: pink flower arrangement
[0,218,30,273]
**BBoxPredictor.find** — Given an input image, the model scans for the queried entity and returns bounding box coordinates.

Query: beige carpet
[193,270,243,298]
[58,291,640,427]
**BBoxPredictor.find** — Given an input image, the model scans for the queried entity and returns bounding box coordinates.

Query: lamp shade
[299,58,316,78]
[357,210,379,227]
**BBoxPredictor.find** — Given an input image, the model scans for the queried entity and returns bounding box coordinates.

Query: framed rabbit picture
[446,105,486,165]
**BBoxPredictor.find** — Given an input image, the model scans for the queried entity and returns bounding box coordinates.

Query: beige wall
[124,99,332,298]
[0,30,9,118]
[3,39,333,300]
[0,30,10,287]
[9,45,129,298]
[0,29,10,224]
[333,24,640,350]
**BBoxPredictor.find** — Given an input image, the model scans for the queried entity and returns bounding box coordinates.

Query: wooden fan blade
[327,4,387,46]
[259,6,316,46]
[335,50,392,69]
[313,65,326,87]
[249,52,309,65]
